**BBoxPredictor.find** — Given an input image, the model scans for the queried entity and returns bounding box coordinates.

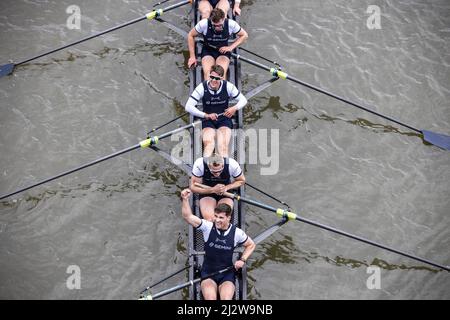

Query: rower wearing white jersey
[188,8,248,81]
[181,188,255,300]
[190,154,245,222]
[185,64,247,157]
[198,0,242,19]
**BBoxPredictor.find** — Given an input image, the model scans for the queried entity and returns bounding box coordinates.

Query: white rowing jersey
[197,219,249,246]
[185,81,247,118]
[192,157,243,178]
[195,18,242,37]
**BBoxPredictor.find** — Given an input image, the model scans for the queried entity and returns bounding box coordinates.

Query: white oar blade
[422,130,450,150]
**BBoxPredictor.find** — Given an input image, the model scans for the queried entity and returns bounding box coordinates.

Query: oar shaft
[0,143,140,200]
[195,182,278,212]
[1,116,204,200]
[1,120,196,200]
[156,112,225,140]
[182,23,420,140]
[151,266,234,300]
[16,16,146,66]
[151,279,196,300]
[239,47,279,66]
[195,182,449,271]
[222,46,422,134]
[283,74,421,133]
[294,215,449,271]
[15,0,191,66]
[147,112,188,135]
[158,121,197,140]
[140,265,190,295]
[155,0,191,11]
[245,181,290,209]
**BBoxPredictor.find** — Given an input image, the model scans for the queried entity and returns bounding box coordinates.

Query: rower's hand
[188,56,197,68]
[181,189,192,200]
[205,113,218,121]
[233,5,241,16]
[224,106,237,118]
[217,184,228,195]
[212,184,225,195]
[234,259,245,270]
[219,46,233,54]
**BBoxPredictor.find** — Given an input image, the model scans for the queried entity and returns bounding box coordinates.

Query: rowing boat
[0,0,447,301]
[187,0,247,300]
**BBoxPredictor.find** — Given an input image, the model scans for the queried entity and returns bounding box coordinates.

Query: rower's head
[210,8,225,32]
[209,65,224,88]
[214,203,232,229]
[206,153,224,176]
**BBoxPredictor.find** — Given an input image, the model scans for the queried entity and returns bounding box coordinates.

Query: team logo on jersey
[215,237,227,245]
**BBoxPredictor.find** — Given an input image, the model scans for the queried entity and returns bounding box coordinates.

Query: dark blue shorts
[201,268,235,286]
[201,46,232,60]
[202,116,233,129]
[199,193,228,202]
[208,0,221,8]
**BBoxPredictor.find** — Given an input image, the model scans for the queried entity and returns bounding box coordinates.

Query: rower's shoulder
[194,18,208,31]
[228,157,241,167]
[227,18,242,31]
[225,80,239,92]
[194,81,206,94]
[228,18,240,26]
[192,157,205,176]
[197,219,213,231]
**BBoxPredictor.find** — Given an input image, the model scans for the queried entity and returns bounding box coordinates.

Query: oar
[251,218,289,245]
[245,182,291,210]
[150,19,449,150]
[0,0,192,78]
[0,118,204,201]
[147,112,188,135]
[139,264,190,297]
[239,47,281,68]
[144,76,279,136]
[203,44,450,150]
[140,265,235,300]
[139,217,288,300]
[194,182,449,271]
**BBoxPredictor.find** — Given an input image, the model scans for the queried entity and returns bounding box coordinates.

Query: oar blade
[0,63,15,77]
[422,130,450,150]
[252,219,288,245]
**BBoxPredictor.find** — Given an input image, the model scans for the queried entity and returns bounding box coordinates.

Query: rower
[181,188,255,300]
[198,0,242,19]
[190,153,245,222]
[185,64,247,157]
[187,7,248,81]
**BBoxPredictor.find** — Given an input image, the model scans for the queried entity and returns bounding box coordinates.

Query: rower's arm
[188,28,199,61]
[227,82,247,110]
[233,92,247,110]
[181,190,201,228]
[185,97,206,118]
[230,28,248,51]
[190,176,216,195]
[225,173,245,192]
[240,237,256,262]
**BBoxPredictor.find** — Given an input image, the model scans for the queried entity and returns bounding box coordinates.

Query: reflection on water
[15,40,184,74]
[312,113,421,138]
[0,0,449,300]
[246,94,424,142]
[250,235,300,269]
[244,96,302,125]
[248,232,440,274]
[0,165,187,208]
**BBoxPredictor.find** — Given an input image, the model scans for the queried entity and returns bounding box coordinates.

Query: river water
[0,0,449,299]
